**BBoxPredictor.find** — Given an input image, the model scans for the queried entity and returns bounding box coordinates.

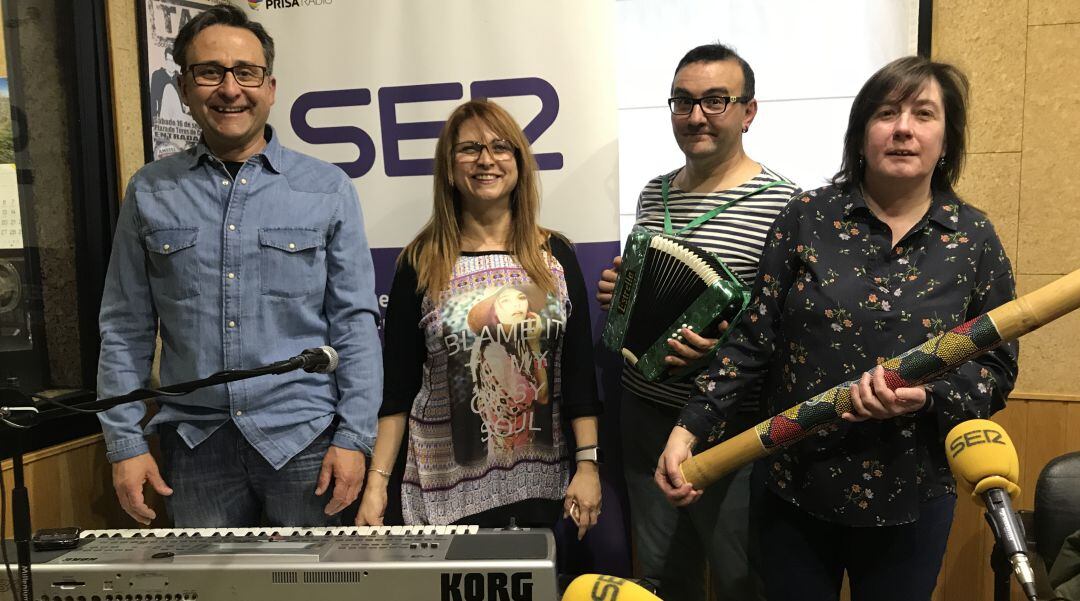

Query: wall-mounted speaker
[0,249,32,352]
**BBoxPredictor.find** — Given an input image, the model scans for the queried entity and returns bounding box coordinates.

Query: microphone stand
[0,350,332,601]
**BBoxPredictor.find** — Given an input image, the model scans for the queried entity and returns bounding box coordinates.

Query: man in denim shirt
[96,5,381,528]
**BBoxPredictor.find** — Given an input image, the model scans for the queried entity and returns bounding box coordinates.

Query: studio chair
[1018,451,1080,600]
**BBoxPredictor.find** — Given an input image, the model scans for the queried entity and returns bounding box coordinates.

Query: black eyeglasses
[453,140,517,162]
[668,95,749,116]
[186,63,270,87]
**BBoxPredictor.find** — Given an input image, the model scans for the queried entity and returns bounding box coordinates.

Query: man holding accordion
[597,42,798,601]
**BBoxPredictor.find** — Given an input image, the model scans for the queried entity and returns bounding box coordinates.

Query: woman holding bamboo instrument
[656,56,1018,601]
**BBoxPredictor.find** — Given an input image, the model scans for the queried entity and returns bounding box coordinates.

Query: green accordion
[602,226,750,382]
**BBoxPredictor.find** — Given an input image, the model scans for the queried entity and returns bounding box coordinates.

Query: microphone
[561,574,661,601]
[289,346,339,374]
[945,419,1037,601]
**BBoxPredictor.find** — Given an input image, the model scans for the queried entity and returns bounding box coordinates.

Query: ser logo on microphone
[588,574,628,600]
[440,571,533,601]
[948,427,1006,458]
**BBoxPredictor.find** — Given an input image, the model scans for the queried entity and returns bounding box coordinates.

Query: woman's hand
[655,426,703,506]
[842,365,927,422]
[564,462,602,540]
[355,471,389,526]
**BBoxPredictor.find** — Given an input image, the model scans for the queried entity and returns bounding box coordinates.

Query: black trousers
[759,487,955,601]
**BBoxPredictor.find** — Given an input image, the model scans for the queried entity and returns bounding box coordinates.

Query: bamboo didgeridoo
[681,268,1080,490]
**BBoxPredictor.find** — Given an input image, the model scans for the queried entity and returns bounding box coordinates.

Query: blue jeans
[620,390,764,601]
[759,488,955,601]
[159,420,342,528]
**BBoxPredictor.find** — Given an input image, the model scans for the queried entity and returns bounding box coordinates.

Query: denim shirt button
[228,224,236,231]
[228,320,236,328]
[235,410,243,417]
[162,244,170,252]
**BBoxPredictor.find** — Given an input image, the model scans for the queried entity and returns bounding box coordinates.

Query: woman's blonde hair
[401,99,556,295]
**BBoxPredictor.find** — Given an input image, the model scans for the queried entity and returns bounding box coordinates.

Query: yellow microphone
[945,419,1036,601]
[561,574,661,601]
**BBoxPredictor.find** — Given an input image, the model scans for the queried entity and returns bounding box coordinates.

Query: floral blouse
[677,184,1019,526]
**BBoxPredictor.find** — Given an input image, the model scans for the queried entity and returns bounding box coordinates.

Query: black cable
[21,364,287,419]
[1,465,16,601]
[28,398,99,415]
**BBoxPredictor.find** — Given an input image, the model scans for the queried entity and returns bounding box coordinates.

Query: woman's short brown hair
[832,56,970,195]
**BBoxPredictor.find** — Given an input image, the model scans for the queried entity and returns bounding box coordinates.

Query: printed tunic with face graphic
[381,236,600,525]
[677,185,1019,527]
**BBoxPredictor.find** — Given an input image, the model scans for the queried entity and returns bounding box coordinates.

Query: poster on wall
[0,77,20,250]
[138,0,225,160]
[0,74,31,351]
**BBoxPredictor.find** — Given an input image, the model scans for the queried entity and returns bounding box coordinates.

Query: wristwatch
[575,445,603,464]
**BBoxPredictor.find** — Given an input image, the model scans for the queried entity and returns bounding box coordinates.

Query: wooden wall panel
[1069,402,1080,442]
[0,435,163,538]
[1020,402,1070,510]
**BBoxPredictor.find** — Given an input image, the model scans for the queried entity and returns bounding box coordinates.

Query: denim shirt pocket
[259,227,325,297]
[144,227,201,300]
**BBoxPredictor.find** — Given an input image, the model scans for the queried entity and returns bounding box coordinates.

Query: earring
[938,156,946,169]
[858,155,865,169]
[741,126,749,133]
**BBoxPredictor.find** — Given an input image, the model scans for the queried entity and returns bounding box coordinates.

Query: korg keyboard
[22,525,556,601]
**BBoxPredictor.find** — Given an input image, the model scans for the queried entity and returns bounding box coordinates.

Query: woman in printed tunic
[358,100,602,540]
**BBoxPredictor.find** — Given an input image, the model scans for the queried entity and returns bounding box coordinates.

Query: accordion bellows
[603,226,749,382]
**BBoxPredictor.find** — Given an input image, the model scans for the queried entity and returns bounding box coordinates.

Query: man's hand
[596,256,622,310]
[664,325,723,372]
[112,453,173,525]
[316,446,366,516]
[654,426,703,507]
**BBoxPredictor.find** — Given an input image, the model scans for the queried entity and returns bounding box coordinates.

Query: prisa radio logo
[249,0,334,9]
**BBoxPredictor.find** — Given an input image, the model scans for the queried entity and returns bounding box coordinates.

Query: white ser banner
[242,0,621,250]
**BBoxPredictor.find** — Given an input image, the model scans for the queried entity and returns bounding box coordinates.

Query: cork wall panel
[1018,24,1080,274]
[931,0,1026,154]
[106,0,147,196]
[1029,0,1080,26]
[1012,274,1080,396]
[954,152,1020,261]
[0,3,6,78]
